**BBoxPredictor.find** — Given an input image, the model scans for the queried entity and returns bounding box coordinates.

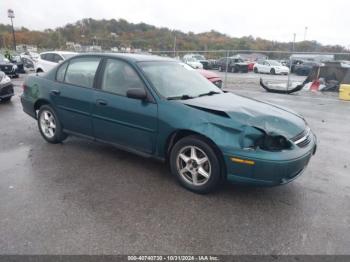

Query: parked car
[208,59,219,70]
[0,71,14,102]
[21,53,317,193]
[183,57,203,69]
[253,60,289,75]
[217,57,249,73]
[183,54,210,69]
[35,51,77,73]
[181,63,222,88]
[294,61,320,76]
[9,55,26,74]
[247,61,255,71]
[0,54,18,78]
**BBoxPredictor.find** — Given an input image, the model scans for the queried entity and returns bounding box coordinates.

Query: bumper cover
[0,83,14,100]
[224,133,317,186]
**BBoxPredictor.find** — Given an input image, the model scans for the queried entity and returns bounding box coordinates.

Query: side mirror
[126,88,147,100]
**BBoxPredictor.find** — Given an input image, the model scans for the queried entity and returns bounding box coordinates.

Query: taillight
[22,83,28,92]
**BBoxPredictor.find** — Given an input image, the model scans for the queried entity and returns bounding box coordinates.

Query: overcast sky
[0,0,349,46]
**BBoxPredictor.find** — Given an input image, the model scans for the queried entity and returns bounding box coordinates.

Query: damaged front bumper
[223,131,317,186]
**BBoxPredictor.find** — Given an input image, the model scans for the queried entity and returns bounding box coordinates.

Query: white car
[183,57,203,69]
[35,51,77,73]
[253,60,289,75]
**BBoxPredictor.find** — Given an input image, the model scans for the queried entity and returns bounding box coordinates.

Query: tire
[169,135,222,194]
[254,67,258,73]
[36,68,43,73]
[270,68,276,75]
[1,96,12,102]
[37,105,67,144]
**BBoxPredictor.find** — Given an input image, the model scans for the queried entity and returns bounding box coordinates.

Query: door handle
[51,90,60,96]
[96,99,108,106]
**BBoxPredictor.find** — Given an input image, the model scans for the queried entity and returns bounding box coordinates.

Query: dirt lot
[0,72,349,255]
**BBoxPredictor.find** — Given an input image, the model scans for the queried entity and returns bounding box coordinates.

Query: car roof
[40,51,78,55]
[72,53,176,62]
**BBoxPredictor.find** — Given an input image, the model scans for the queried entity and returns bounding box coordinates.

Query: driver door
[92,58,158,154]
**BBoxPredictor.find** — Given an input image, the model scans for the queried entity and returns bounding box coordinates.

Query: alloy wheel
[176,146,211,186]
[39,110,56,138]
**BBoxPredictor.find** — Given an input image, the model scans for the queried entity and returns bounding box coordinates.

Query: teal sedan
[21,53,317,193]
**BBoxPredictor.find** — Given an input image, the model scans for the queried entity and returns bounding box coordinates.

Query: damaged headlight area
[240,126,292,151]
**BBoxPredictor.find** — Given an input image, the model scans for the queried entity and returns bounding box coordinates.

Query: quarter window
[101,59,145,96]
[65,57,100,88]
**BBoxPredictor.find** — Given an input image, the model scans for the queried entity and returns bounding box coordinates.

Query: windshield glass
[193,55,205,60]
[268,60,282,66]
[139,61,222,99]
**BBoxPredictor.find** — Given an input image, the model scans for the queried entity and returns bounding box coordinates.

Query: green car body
[21,53,317,190]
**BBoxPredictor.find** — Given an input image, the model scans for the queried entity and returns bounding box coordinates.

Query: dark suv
[217,57,249,73]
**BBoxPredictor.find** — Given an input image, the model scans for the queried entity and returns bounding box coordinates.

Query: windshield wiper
[198,91,221,97]
[167,94,194,100]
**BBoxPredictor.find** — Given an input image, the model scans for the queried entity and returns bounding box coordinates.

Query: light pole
[7,9,16,51]
[287,33,296,90]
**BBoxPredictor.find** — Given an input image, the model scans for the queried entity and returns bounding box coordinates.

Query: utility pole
[173,34,176,58]
[8,9,16,51]
[287,33,296,90]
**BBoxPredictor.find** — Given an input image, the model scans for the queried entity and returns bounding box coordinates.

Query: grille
[291,127,311,148]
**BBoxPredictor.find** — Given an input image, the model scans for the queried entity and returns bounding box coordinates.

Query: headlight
[255,135,292,151]
[241,127,292,151]
[0,74,11,84]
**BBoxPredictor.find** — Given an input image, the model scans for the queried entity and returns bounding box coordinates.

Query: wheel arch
[164,129,227,176]
[34,98,51,116]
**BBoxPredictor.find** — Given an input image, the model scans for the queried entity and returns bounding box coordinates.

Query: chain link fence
[149,49,350,91]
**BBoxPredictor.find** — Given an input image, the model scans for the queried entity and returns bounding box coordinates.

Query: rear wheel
[170,135,222,194]
[270,68,276,75]
[254,67,258,73]
[37,105,67,144]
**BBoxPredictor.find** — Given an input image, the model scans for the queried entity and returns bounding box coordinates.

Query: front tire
[254,67,258,73]
[37,105,67,144]
[170,135,222,194]
[270,68,276,75]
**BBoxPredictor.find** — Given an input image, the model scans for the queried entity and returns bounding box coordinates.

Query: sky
[0,0,349,46]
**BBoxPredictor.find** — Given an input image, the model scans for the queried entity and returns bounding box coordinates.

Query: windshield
[193,55,205,60]
[139,61,222,99]
[267,60,282,66]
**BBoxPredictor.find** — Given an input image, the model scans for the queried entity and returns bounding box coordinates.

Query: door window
[65,57,100,88]
[101,59,145,96]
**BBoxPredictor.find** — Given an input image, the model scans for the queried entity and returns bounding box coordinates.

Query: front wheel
[37,105,67,144]
[270,68,276,75]
[170,135,222,194]
[254,67,258,73]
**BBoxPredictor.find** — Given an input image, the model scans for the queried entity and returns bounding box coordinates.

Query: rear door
[52,57,101,137]
[92,58,158,154]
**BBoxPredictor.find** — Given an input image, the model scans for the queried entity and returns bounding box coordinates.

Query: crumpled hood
[181,92,305,139]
